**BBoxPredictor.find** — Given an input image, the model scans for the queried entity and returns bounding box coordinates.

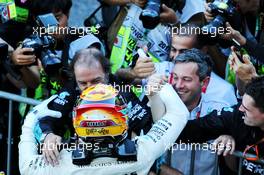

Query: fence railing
[0,91,40,175]
[232,151,264,175]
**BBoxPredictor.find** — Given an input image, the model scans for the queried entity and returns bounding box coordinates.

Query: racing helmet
[72,84,129,164]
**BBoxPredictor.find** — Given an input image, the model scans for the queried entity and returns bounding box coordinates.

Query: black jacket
[178,104,264,175]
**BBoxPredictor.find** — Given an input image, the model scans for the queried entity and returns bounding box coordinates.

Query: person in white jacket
[19,83,189,175]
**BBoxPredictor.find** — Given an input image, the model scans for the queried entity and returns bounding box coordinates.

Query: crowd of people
[0,0,264,174]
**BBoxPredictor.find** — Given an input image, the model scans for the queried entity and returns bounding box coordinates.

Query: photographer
[0,0,40,89]
[205,0,264,63]
[26,0,82,101]
[0,0,73,91]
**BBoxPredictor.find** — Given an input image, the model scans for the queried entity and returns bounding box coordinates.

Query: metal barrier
[232,151,264,175]
[200,147,264,175]
[168,144,264,175]
[0,91,40,175]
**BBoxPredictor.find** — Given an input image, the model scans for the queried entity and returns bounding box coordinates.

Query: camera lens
[139,0,161,29]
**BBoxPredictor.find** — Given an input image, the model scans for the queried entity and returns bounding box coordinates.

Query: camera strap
[259,12,264,33]
[256,15,261,37]
[253,13,264,45]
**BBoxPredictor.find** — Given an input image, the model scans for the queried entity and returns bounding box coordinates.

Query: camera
[139,0,161,30]
[139,0,186,30]
[202,0,236,34]
[22,13,61,76]
[22,34,61,76]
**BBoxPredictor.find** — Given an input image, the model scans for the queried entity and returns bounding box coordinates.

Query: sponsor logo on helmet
[80,120,117,127]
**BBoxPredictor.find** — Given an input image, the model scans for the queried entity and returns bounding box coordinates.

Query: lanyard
[196,109,201,119]
[196,102,203,119]
[255,13,264,38]
[255,15,261,38]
